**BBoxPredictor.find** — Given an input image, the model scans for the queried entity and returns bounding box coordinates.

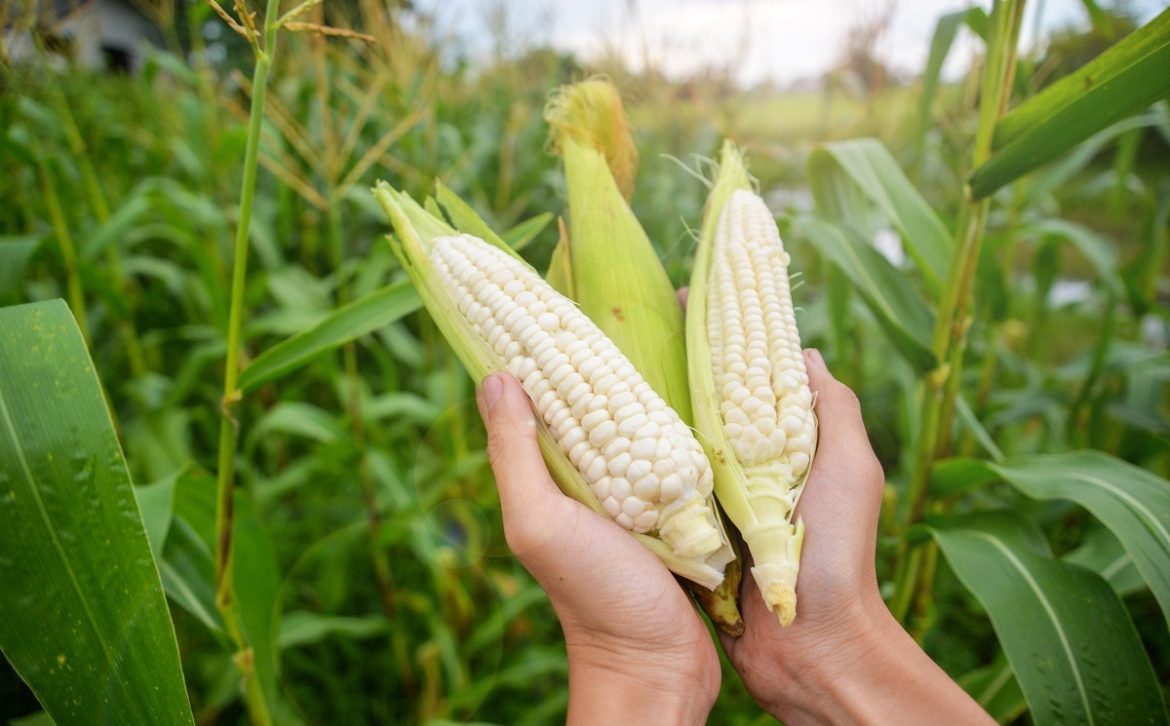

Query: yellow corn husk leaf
[687,141,819,626]
[545,80,742,634]
[373,180,729,590]
[545,78,692,422]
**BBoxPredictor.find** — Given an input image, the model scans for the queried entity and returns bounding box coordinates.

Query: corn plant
[794,2,1170,720]
[1,0,1168,724]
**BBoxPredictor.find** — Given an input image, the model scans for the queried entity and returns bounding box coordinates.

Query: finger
[677,287,689,311]
[476,373,564,525]
[802,349,877,469]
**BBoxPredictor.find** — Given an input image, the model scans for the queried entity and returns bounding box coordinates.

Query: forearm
[760,606,994,726]
[566,649,716,726]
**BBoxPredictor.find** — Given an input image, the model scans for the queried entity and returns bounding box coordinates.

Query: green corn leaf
[930,510,1168,725]
[986,451,1170,627]
[809,138,954,294]
[972,8,1170,197]
[1064,525,1147,598]
[501,212,554,251]
[794,217,936,371]
[278,612,388,650]
[0,300,195,725]
[239,281,420,392]
[917,8,989,140]
[957,655,1027,724]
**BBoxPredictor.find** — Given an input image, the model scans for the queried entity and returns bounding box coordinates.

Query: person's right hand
[720,349,994,725]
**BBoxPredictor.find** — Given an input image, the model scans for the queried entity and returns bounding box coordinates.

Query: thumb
[476,373,567,535]
[802,348,876,468]
[798,348,885,525]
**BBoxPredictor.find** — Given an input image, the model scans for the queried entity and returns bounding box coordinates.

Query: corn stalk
[212,0,281,722]
[891,0,1026,626]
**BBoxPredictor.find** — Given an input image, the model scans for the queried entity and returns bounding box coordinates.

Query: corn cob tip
[750,562,798,626]
[657,499,724,561]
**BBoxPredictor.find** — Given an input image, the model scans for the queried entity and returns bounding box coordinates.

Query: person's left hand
[476,372,719,725]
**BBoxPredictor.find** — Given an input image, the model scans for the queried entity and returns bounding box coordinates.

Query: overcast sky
[415,0,1167,86]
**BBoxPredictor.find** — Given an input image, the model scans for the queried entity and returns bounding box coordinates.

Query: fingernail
[481,373,503,411]
[804,348,825,371]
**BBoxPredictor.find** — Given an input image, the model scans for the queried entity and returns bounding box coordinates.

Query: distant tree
[827,0,897,96]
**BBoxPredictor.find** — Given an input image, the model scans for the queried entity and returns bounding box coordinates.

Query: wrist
[758,599,991,725]
[757,593,896,723]
[566,645,718,725]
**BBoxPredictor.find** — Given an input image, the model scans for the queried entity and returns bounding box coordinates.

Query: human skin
[476,372,719,725]
[475,346,993,725]
[717,348,994,726]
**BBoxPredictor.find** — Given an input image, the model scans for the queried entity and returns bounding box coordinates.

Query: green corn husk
[545,79,744,636]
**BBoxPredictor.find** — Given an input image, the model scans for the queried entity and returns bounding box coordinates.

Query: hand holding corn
[719,350,994,725]
[476,372,720,726]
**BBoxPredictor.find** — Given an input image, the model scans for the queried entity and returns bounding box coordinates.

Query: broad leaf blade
[972,9,1170,197]
[931,510,1167,725]
[917,8,989,140]
[988,451,1170,626]
[809,139,954,293]
[239,281,420,392]
[957,657,1027,724]
[501,212,554,251]
[795,217,936,371]
[0,300,195,725]
[1064,525,1146,598]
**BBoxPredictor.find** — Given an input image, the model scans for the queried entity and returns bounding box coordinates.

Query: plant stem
[891,0,1025,624]
[38,159,89,344]
[212,1,281,723]
[51,80,150,378]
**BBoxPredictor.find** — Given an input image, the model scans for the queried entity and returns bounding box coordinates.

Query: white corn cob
[708,190,816,484]
[688,145,818,625]
[433,233,724,559]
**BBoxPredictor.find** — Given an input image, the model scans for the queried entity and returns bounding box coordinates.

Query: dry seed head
[432,233,720,556]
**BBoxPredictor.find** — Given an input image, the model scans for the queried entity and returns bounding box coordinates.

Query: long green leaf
[0,300,195,725]
[931,510,1167,725]
[809,138,954,293]
[972,8,1170,197]
[957,656,1027,724]
[278,612,387,650]
[1064,525,1147,598]
[794,217,936,371]
[987,451,1170,626]
[501,212,554,251]
[1023,219,1119,289]
[239,281,420,392]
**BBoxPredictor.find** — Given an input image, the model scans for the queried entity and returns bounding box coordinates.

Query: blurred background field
[1,0,1168,724]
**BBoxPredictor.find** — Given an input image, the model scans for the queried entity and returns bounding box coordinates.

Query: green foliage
[0,301,194,725]
[1,1,1168,724]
